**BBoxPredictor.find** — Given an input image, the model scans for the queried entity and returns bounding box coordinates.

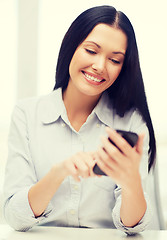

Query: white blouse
[3,88,152,234]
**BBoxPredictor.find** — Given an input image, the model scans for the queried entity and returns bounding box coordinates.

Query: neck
[63,87,101,115]
[62,84,101,131]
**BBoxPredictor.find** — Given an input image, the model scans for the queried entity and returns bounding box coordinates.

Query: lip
[82,71,105,86]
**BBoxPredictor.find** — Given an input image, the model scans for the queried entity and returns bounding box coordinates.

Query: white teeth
[84,73,102,82]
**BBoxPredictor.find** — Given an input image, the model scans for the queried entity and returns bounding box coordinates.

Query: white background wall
[0,0,167,224]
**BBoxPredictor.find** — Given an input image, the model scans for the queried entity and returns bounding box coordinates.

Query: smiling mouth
[82,71,105,83]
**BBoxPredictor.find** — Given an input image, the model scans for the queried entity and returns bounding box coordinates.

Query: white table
[0,224,167,240]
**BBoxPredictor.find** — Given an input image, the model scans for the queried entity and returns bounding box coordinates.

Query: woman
[4,5,156,234]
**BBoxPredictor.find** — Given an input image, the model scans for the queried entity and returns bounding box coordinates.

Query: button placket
[66,130,85,227]
[67,177,81,227]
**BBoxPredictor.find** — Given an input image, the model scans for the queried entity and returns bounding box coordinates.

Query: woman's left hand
[95,127,145,189]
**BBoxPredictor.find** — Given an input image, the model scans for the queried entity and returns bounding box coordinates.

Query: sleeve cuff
[5,186,53,231]
[112,193,153,235]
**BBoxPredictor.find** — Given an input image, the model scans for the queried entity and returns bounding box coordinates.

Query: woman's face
[68,23,127,99]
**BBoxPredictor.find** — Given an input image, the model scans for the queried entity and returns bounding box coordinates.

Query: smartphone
[93,130,138,176]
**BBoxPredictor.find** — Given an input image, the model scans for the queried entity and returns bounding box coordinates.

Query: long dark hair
[54,5,156,171]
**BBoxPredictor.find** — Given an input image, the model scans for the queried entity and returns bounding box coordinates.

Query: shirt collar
[41,88,66,124]
[41,89,114,128]
[93,91,114,128]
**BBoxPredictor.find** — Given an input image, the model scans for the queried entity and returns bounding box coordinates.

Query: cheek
[69,56,79,77]
[107,65,123,81]
[69,52,87,74]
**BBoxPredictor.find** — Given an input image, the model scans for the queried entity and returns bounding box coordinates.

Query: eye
[85,49,97,55]
[110,59,121,64]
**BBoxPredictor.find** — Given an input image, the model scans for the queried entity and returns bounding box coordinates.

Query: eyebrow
[84,41,125,56]
[112,51,125,56]
[85,41,101,49]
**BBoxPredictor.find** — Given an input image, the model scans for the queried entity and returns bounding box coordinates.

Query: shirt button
[74,185,78,190]
[70,210,76,215]
[61,123,66,127]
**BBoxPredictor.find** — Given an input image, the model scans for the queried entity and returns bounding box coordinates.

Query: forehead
[83,23,127,53]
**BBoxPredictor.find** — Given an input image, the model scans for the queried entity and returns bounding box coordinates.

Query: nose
[92,56,106,74]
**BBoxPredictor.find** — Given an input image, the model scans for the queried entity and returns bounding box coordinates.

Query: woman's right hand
[58,152,96,182]
[28,152,96,217]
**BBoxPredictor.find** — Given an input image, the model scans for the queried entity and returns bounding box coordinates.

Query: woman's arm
[28,163,66,217]
[4,104,95,230]
[95,127,147,227]
[120,134,146,227]
[28,152,95,217]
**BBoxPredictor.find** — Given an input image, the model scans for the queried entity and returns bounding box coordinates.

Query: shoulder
[15,90,57,110]
[113,108,148,135]
[97,93,147,134]
[12,89,62,123]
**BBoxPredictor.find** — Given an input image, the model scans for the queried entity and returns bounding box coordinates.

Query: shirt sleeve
[112,111,153,235]
[3,104,53,231]
[112,187,152,235]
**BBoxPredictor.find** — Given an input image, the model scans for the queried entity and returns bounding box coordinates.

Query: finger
[101,136,124,162]
[89,151,96,158]
[96,156,114,177]
[106,127,132,156]
[135,133,145,155]
[85,153,98,177]
[98,145,126,173]
[64,159,77,175]
[86,153,97,167]
[73,153,90,178]
[90,152,103,177]
[97,146,113,166]
[64,159,80,182]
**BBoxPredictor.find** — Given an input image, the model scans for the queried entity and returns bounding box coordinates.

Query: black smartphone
[93,130,138,176]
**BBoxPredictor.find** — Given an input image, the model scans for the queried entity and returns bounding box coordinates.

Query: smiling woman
[3,5,157,235]
[63,24,128,131]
